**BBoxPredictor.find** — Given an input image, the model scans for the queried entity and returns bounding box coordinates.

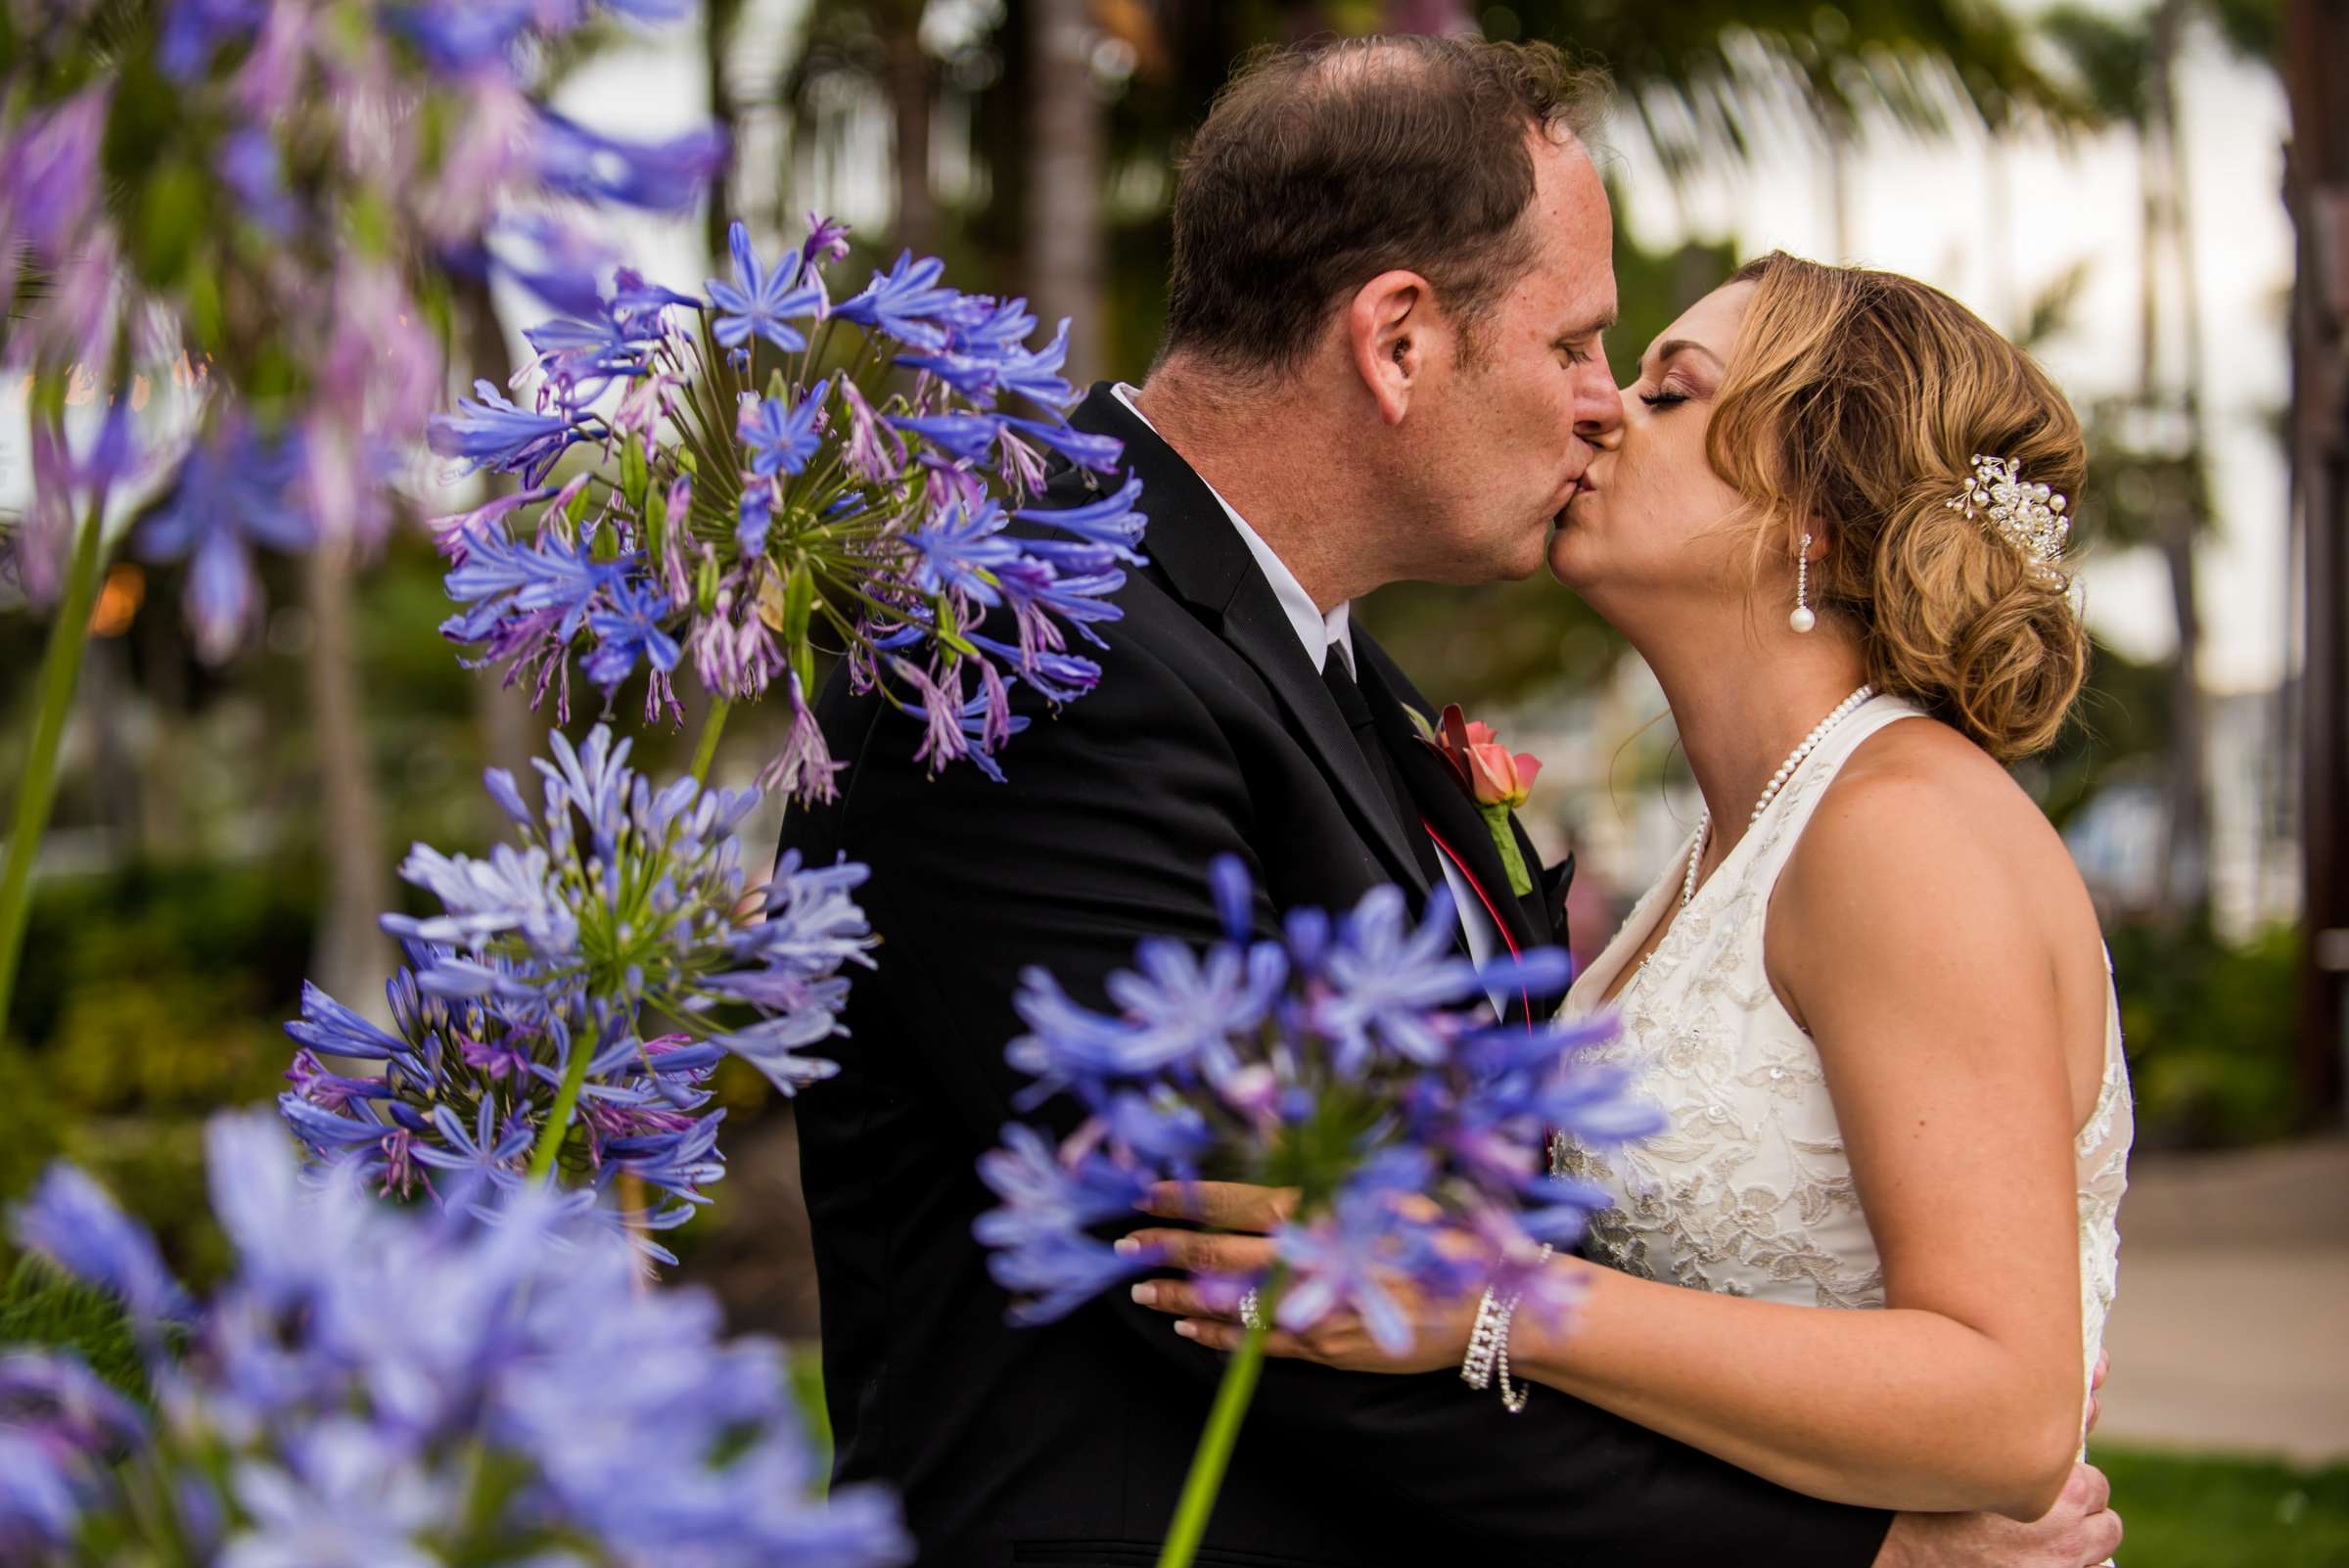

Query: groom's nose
[1573,366,1625,450]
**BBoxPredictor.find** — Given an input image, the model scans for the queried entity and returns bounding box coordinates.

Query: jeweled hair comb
[1948,453,2070,568]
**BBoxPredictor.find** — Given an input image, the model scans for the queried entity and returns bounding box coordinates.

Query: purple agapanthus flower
[582,574,684,698]
[974,857,1655,1352]
[532,110,727,213]
[1017,473,1148,565]
[802,210,852,264]
[158,0,267,79]
[887,410,1002,467]
[442,526,619,648]
[740,377,831,478]
[4,1113,914,1567]
[135,421,313,664]
[215,127,299,236]
[707,220,826,353]
[10,1165,195,1329]
[832,251,986,350]
[428,379,585,484]
[1003,414,1124,473]
[904,498,1023,603]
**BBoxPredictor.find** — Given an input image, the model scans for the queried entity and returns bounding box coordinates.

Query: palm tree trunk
[881,0,940,260]
[703,0,746,267]
[1027,0,1106,384]
[303,534,395,1014]
[2147,0,2213,923]
[456,271,543,795]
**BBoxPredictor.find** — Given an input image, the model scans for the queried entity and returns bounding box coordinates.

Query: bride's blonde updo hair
[1708,252,2089,761]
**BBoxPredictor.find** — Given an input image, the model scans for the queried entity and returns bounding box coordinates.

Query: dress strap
[1737,695,1932,899]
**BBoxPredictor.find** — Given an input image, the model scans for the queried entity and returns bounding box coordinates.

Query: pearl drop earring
[1790,533,1818,634]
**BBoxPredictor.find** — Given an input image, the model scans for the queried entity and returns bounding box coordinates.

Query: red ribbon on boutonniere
[1410,704,1543,898]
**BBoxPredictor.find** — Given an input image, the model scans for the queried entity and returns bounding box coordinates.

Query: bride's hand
[1121,1179,1482,1376]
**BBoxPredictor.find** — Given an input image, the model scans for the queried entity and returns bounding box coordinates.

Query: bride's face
[1546,281,1757,617]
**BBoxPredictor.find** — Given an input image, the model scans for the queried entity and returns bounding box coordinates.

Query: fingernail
[1113,1236,1140,1257]
[1129,1282,1159,1306]
[1174,1319,1198,1339]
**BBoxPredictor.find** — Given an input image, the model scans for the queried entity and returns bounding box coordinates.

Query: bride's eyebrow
[1651,339,1725,371]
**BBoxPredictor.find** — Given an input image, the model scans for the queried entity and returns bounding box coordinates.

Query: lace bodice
[1554,696,2132,1419]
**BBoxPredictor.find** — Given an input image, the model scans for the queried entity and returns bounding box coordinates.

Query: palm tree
[782,0,942,260]
[301,533,397,1016]
[1026,0,1111,385]
[2041,0,2287,924]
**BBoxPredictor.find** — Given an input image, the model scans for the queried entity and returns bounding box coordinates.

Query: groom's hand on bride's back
[1874,1463,2121,1568]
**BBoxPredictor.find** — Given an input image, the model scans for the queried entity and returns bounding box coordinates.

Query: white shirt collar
[1112,382,1353,676]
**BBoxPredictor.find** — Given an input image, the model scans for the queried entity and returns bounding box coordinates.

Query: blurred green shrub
[0,1259,152,1402]
[1,858,313,1288]
[2110,920,2304,1148]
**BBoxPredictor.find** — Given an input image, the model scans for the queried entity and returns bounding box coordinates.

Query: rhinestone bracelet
[1460,1286,1508,1392]
[1459,1244,1555,1411]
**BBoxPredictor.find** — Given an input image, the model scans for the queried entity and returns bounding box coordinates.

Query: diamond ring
[1237,1287,1265,1332]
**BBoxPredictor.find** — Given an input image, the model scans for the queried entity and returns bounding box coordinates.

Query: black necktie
[1321,649,1444,887]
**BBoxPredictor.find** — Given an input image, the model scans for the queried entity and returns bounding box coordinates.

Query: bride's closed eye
[1638,389,1690,409]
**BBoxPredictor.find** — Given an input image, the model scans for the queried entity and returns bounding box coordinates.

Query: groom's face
[1396,135,1623,586]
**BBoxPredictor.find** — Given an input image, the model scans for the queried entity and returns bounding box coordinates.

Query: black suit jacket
[779,384,1893,1568]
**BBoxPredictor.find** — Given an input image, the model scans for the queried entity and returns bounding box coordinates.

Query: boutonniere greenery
[1410,703,1543,897]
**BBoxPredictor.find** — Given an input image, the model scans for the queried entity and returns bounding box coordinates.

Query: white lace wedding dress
[1553,695,2132,1434]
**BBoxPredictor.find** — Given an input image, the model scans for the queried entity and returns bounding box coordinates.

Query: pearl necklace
[1678,684,1876,908]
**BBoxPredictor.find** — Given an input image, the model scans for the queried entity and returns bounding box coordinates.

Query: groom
[780,33,2120,1568]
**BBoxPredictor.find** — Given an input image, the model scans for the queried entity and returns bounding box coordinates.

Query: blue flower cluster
[976,859,1662,1353]
[0,1112,911,1568]
[280,725,873,1251]
[427,217,1150,803]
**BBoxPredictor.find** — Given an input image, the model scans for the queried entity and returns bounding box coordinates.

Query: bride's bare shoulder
[1775,713,2095,957]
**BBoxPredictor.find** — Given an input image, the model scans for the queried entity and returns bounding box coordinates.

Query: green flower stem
[1478,801,1534,898]
[524,1027,595,1183]
[0,443,113,1034]
[689,696,732,785]
[1156,1272,1282,1568]
[524,695,735,1182]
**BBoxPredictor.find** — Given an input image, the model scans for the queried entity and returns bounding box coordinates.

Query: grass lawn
[2096,1442,2349,1567]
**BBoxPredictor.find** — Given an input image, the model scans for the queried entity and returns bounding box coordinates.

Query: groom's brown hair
[1164,35,1606,380]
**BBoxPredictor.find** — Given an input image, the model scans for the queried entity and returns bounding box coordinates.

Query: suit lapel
[1353,635,1553,961]
[1066,385,1433,901]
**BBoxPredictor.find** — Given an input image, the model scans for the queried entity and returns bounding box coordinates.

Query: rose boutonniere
[1411,704,1543,897]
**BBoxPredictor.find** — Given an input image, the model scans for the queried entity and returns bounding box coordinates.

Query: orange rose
[1464,738,1541,809]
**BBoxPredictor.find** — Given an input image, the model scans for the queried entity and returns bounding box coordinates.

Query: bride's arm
[1508,758,2092,1518]
[1131,751,2095,1521]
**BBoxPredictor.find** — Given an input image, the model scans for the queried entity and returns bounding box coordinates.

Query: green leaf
[345,186,392,261]
[933,595,979,660]
[781,564,816,692]
[644,479,669,569]
[132,158,207,290]
[620,433,649,513]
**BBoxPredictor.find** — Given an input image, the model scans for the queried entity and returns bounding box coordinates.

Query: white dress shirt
[1110,384,1505,994]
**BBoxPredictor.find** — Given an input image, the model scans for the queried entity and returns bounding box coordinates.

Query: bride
[1127,253,2132,1532]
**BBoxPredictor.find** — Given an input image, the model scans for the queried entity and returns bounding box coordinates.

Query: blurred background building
[4,0,2346,1532]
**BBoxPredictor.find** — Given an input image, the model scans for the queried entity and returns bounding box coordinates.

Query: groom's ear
[1347,269,1436,425]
